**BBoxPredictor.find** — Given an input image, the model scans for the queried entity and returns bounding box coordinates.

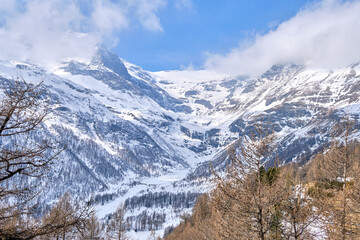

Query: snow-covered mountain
[1,48,360,239]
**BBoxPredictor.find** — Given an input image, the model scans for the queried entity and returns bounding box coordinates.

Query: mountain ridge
[1,49,360,239]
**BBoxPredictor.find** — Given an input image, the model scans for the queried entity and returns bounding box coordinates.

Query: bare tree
[34,192,92,240]
[147,229,161,240]
[212,124,286,240]
[280,164,321,240]
[0,79,57,181]
[191,194,215,240]
[41,192,79,239]
[0,78,61,198]
[0,78,62,239]
[165,119,360,240]
[106,203,127,240]
[79,211,103,240]
[313,119,360,239]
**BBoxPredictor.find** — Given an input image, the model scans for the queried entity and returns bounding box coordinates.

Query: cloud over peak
[205,0,360,76]
[0,0,166,67]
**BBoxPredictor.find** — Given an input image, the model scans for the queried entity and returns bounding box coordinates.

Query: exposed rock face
[1,50,359,236]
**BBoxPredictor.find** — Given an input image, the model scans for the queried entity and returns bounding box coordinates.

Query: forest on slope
[0,79,134,239]
[1,77,360,240]
[165,122,360,240]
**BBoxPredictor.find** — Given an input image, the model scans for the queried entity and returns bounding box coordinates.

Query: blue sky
[113,0,319,71]
[1,0,360,75]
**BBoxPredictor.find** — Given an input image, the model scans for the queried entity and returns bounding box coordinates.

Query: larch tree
[280,164,322,240]
[212,124,287,240]
[0,78,59,238]
[79,210,103,240]
[0,78,92,239]
[34,192,92,240]
[313,120,360,239]
[106,203,127,240]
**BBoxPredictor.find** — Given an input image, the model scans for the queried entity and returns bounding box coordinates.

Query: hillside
[1,49,360,238]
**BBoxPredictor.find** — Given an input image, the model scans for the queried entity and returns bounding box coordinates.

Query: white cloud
[0,0,16,17]
[91,1,128,34]
[0,0,166,68]
[129,0,166,32]
[205,0,360,76]
[175,0,193,10]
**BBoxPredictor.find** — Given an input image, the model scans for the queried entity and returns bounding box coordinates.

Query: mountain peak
[91,48,131,80]
[261,64,304,80]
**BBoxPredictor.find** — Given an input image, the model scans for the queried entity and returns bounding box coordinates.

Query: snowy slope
[1,49,360,239]
[0,51,221,239]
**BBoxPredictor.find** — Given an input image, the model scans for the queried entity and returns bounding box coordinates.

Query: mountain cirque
[1,49,359,237]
